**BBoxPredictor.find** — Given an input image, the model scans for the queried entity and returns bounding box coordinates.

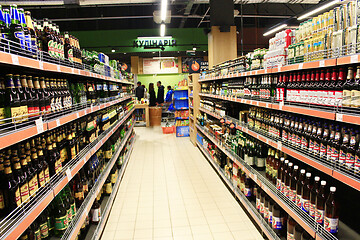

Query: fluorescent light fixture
[124,53,126,54]
[193,47,197,51]
[153,57,175,60]
[263,24,287,36]
[137,36,172,40]
[111,49,115,52]
[161,0,168,21]
[298,0,339,20]
[160,24,166,37]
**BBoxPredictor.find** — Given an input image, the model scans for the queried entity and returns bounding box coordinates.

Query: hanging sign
[133,36,176,50]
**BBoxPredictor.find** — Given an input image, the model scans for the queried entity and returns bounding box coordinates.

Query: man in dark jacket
[135,81,144,100]
[156,81,165,105]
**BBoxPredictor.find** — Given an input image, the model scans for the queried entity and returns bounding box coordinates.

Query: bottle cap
[321,180,326,185]
[285,159,289,164]
[288,162,293,167]
[294,165,299,170]
[306,172,311,177]
[330,186,336,192]
[280,157,285,161]
[314,176,320,181]
[300,169,306,174]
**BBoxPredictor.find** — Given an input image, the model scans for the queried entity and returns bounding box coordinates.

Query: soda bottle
[324,186,339,235]
[315,180,327,225]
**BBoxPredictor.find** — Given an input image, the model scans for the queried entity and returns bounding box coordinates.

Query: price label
[76,112,79,118]
[266,103,269,108]
[56,119,60,127]
[84,109,87,115]
[336,113,343,122]
[253,174,257,182]
[57,65,61,72]
[298,63,303,70]
[39,61,44,70]
[71,68,75,74]
[319,60,325,67]
[279,101,284,110]
[11,54,19,65]
[277,141,282,150]
[278,66,281,72]
[351,55,358,63]
[65,168,72,181]
[90,105,94,112]
[266,138,269,144]
[256,101,259,106]
[35,117,44,133]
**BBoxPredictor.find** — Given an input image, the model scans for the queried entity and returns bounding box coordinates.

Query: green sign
[133,36,176,50]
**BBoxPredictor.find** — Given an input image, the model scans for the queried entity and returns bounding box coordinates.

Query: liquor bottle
[289,165,299,203]
[301,172,312,213]
[296,169,306,208]
[53,196,68,237]
[343,66,354,107]
[331,125,341,164]
[324,187,339,235]
[39,77,51,112]
[74,173,84,208]
[268,199,274,227]
[272,202,284,236]
[20,75,34,118]
[80,169,89,197]
[3,153,21,213]
[24,11,37,54]
[61,189,73,225]
[38,212,49,240]
[339,127,349,166]
[309,176,320,219]
[52,132,62,173]
[313,122,322,156]
[351,66,360,108]
[12,147,30,203]
[104,176,112,196]
[315,180,327,225]
[67,126,77,162]
[266,149,274,179]
[272,150,280,184]
[276,157,285,190]
[48,78,55,112]
[320,123,329,159]
[19,144,37,197]
[9,4,26,50]
[90,198,101,224]
[287,216,297,240]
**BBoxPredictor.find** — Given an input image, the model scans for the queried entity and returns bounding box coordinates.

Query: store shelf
[199,93,337,122]
[88,136,135,240]
[174,108,189,110]
[189,115,194,121]
[175,87,188,90]
[62,126,135,240]
[174,97,188,100]
[0,51,133,85]
[0,95,132,150]
[0,108,135,240]
[198,107,360,191]
[196,124,317,238]
[196,141,280,240]
[175,117,189,120]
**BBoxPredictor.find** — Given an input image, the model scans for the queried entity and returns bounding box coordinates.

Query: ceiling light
[161,0,168,21]
[298,0,339,20]
[111,49,115,53]
[203,51,206,53]
[160,24,166,37]
[263,24,287,37]
[193,47,197,51]
[153,57,175,60]
[124,53,126,54]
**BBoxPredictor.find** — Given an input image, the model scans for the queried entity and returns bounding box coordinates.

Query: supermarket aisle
[101,127,263,240]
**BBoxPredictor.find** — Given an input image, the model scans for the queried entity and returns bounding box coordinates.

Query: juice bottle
[324,186,339,235]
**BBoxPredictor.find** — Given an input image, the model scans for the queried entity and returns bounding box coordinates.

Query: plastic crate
[162,126,175,134]
[174,100,189,109]
[174,89,188,99]
[176,126,190,137]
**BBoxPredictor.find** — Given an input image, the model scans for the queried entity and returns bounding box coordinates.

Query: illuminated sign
[133,36,176,50]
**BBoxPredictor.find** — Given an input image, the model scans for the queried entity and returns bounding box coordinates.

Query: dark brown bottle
[264,196,269,223]
[3,153,21,213]
[301,172,312,213]
[296,169,306,208]
[309,176,320,219]
[284,162,293,198]
[12,147,30,203]
[281,160,289,194]
[74,173,84,208]
[324,186,339,235]
[272,203,285,236]
[315,180,327,225]
[294,224,303,240]
[290,165,299,203]
[287,216,297,240]
[276,157,285,191]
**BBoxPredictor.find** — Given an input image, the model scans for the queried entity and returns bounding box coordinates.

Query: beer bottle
[37,138,50,184]
[313,122,322,156]
[309,176,320,219]
[281,160,289,194]
[339,127,350,166]
[272,202,284,236]
[31,219,41,240]
[24,11,37,54]
[287,216,297,240]
[104,176,112,196]
[46,203,55,237]
[4,74,22,123]
[12,147,30,203]
[296,169,306,208]
[301,172,312,213]
[331,125,341,163]
[52,132,62,173]
[91,197,101,224]
[80,169,89,197]
[260,190,265,217]
[343,67,354,107]
[268,199,274,227]
[324,186,339,235]
[244,176,252,200]
[18,9,31,52]
[20,75,34,118]
[27,76,40,116]
[319,123,329,159]
[315,180,327,225]
[294,225,303,240]
[53,196,68,237]
[256,187,261,212]
[0,152,6,217]
[61,189,72,225]
[290,165,299,203]
[31,138,45,188]
[3,151,21,213]
[110,166,117,185]
[19,144,37,198]
[64,32,73,61]
[264,195,269,223]
[40,77,51,113]
[284,162,293,198]
[65,185,76,219]
[265,148,272,179]
[9,4,26,50]
[0,78,5,124]
[38,212,49,240]
[74,173,84,208]
[13,74,28,122]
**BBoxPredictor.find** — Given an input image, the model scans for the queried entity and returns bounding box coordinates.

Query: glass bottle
[296,169,306,208]
[287,216,297,240]
[301,172,312,213]
[324,186,339,235]
[342,66,354,107]
[90,197,101,224]
[315,180,327,225]
[309,176,320,219]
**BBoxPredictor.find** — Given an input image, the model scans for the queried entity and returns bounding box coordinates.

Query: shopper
[135,81,145,101]
[156,81,165,105]
[165,85,174,103]
[149,83,156,106]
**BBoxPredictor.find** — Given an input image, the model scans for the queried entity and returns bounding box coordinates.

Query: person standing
[135,81,144,101]
[156,81,165,105]
[149,83,156,106]
[165,85,174,103]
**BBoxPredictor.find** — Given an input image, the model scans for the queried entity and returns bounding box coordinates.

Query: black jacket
[157,85,165,104]
[149,90,156,106]
[135,85,144,100]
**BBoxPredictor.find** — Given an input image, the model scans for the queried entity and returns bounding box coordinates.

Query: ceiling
[2,0,322,31]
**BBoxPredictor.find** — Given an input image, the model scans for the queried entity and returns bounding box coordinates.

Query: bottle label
[351,90,360,107]
[14,31,26,50]
[343,90,352,106]
[324,216,339,234]
[106,150,112,159]
[340,150,347,164]
[314,141,320,153]
[71,146,76,159]
[272,216,283,230]
[332,148,339,161]
[296,194,301,207]
[284,185,290,198]
[60,148,67,163]
[38,170,45,187]
[264,207,269,219]
[256,198,260,210]
[310,203,316,218]
[40,222,49,238]
[24,34,31,51]
[345,152,355,168]
[34,229,41,240]
[29,175,37,196]
[289,189,296,202]
[268,211,273,225]
[71,202,76,217]
[301,198,310,213]
[301,136,308,149]
[83,184,88,193]
[20,183,30,202]
[276,179,281,190]
[355,154,360,173]
[315,209,324,224]
[309,139,314,151]
[282,130,288,141]
[15,187,21,207]
[281,182,285,194]
[106,183,112,194]
[320,143,327,157]
[256,157,265,168]
[287,232,295,240]
[91,208,101,222]
[44,167,50,183]
[244,188,251,197]
[67,208,72,223]
[0,190,5,209]
[10,106,22,123]
[111,173,116,184]
[55,215,67,231]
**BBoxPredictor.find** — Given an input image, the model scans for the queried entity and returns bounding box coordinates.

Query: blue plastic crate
[176,126,190,137]
[174,100,189,109]
[197,133,203,144]
[174,89,188,99]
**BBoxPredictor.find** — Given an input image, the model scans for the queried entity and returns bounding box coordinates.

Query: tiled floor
[101,127,264,240]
